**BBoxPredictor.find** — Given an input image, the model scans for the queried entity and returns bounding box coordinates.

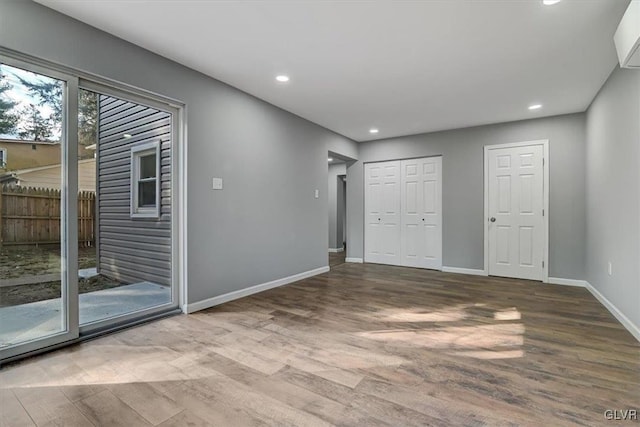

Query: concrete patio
[0,282,171,348]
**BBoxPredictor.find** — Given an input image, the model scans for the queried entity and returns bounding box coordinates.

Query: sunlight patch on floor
[357,323,524,348]
[377,304,472,322]
[494,308,521,321]
[356,305,525,360]
[451,349,524,359]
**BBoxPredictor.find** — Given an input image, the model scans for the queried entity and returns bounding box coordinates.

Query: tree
[18,76,63,124]
[0,70,18,135]
[18,104,53,141]
[78,90,98,151]
[18,76,98,151]
[17,76,61,141]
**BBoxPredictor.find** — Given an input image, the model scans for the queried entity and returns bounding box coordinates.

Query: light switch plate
[212,177,223,190]
[314,189,319,199]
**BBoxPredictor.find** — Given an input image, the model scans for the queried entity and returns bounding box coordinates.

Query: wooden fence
[0,185,95,247]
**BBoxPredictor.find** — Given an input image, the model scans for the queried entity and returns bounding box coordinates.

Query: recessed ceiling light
[328,157,334,162]
[542,0,562,5]
[369,128,379,134]
[528,104,543,110]
[123,133,132,139]
[275,75,290,83]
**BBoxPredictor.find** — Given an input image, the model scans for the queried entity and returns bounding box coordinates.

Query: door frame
[483,139,549,282]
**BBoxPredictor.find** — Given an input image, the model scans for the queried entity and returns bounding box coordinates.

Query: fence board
[0,185,95,247]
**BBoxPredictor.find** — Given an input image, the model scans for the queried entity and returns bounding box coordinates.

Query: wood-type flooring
[1,262,638,426]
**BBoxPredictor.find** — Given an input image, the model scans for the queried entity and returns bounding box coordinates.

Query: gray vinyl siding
[97,95,172,286]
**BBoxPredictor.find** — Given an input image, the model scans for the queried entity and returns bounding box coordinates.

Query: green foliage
[18,104,53,141]
[78,90,98,151]
[16,75,61,142]
[0,65,98,149]
[0,70,19,135]
[12,75,98,150]
[17,75,63,124]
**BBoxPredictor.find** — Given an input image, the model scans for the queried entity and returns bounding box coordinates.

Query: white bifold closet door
[400,157,443,269]
[365,157,442,270]
[364,161,402,265]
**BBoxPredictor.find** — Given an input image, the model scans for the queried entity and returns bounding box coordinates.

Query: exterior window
[130,141,160,218]
[0,148,6,168]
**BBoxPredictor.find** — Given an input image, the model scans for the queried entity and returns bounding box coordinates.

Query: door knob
[378,218,381,221]
[490,217,496,223]
[422,218,425,221]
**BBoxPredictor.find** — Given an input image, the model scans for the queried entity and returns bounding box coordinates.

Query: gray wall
[348,113,587,279]
[328,163,346,250]
[0,1,357,305]
[97,95,172,286]
[586,66,640,330]
[337,175,346,248]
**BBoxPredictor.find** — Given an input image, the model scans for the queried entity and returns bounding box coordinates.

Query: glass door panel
[77,87,176,329]
[0,58,78,359]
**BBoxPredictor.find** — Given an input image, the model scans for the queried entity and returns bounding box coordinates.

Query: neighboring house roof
[0,138,59,145]
[8,159,96,192]
[0,172,17,185]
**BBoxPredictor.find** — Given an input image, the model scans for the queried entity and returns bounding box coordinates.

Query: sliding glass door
[76,83,179,332]
[0,53,180,362]
[0,56,79,360]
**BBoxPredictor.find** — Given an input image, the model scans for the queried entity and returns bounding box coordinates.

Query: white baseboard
[503,276,639,342]
[345,257,363,263]
[584,281,640,343]
[328,248,344,253]
[185,266,330,314]
[442,266,487,276]
[548,277,588,287]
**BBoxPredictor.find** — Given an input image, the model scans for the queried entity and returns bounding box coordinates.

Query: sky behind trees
[0,63,99,148]
[0,64,62,142]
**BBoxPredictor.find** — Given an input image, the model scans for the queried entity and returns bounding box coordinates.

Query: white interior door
[487,143,546,281]
[401,157,442,269]
[364,161,401,265]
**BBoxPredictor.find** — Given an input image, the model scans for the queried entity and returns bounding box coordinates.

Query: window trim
[0,148,6,168]
[130,140,161,219]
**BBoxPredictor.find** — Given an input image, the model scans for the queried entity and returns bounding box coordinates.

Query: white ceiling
[36,0,629,142]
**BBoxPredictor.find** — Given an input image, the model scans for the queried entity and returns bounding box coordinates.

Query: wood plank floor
[1,262,639,426]
[329,251,346,268]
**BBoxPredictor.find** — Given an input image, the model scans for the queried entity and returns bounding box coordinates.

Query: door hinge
[543,158,545,166]
[542,209,545,216]
[542,261,545,268]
